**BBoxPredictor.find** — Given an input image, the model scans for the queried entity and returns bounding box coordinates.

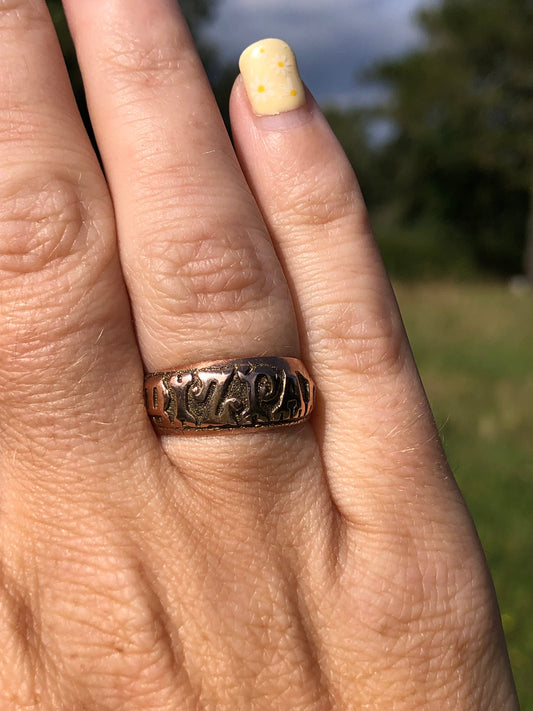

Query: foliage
[367,0,533,280]
[396,281,533,709]
[322,107,380,204]
[45,0,533,280]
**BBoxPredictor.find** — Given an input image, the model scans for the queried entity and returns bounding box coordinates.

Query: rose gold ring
[144,357,315,434]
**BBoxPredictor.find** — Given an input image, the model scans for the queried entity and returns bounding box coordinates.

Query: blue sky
[203,0,433,106]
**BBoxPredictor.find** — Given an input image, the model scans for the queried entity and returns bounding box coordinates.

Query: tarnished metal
[144,357,315,433]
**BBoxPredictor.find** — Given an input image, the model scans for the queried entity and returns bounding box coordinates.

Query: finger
[230,42,520,708]
[60,0,332,503]
[0,0,143,471]
[231,40,453,520]
[62,0,299,373]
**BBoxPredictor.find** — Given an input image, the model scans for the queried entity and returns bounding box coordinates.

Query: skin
[0,0,519,708]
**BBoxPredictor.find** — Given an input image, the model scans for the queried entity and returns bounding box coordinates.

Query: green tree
[323,107,381,205]
[371,0,533,281]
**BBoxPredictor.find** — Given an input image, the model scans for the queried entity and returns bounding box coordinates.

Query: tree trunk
[524,183,533,284]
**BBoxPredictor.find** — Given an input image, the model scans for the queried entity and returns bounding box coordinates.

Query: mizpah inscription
[144,357,314,432]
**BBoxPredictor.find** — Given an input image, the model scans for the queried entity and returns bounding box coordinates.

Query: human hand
[0,1,518,708]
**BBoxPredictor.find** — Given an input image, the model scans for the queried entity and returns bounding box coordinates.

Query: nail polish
[239,38,306,116]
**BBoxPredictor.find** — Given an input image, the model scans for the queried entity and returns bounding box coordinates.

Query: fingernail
[239,38,306,117]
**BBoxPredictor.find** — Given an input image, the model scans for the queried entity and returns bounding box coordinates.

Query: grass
[394,281,533,709]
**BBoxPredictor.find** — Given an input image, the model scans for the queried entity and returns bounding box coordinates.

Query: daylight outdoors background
[47,0,532,706]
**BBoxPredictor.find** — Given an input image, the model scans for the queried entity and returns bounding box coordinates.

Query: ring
[144,357,315,433]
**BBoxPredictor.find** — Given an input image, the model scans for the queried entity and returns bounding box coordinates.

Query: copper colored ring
[144,357,315,434]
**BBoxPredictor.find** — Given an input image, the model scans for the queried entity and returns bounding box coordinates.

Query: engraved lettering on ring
[144,357,315,433]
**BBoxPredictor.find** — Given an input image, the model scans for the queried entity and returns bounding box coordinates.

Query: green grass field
[394,281,533,709]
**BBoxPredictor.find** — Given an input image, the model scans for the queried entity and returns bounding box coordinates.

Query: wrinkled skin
[0,1,519,709]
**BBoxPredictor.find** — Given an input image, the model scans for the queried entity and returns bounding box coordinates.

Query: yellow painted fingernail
[239,38,305,116]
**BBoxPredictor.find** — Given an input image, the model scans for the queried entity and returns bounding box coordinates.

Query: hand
[0,1,518,708]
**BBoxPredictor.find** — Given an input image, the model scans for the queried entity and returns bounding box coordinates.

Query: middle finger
[62,0,298,373]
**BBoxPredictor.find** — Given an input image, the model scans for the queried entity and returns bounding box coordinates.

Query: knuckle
[0,172,117,381]
[0,174,86,276]
[279,157,362,232]
[0,541,189,706]
[98,25,192,91]
[0,172,113,289]
[140,225,278,318]
[312,295,407,378]
[354,525,498,659]
[50,554,188,704]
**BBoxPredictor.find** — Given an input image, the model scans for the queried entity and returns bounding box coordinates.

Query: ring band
[144,357,315,433]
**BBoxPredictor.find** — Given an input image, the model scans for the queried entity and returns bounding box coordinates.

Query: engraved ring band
[144,357,315,434]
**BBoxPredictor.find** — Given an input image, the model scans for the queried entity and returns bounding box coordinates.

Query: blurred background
[47,0,532,706]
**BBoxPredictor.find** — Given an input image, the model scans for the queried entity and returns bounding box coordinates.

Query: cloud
[203,0,433,105]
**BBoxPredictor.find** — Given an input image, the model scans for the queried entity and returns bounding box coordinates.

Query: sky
[203,0,434,107]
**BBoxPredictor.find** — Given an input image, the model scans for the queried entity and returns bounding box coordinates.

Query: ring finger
[62,0,297,369]
[61,0,321,488]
